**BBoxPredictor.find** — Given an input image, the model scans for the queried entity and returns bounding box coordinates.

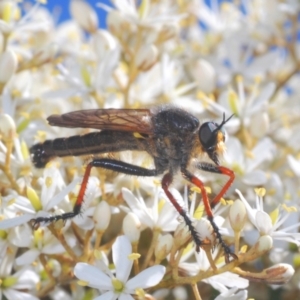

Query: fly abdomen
[30,141,56,168]
[30,133,97,168]
[30,131,148,168]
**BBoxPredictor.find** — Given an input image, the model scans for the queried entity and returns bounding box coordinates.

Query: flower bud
[264,263,295,284]
[195,218,215,244]
[135,44,158,71]
[93,201,111,231]
[191,59,216,93]
[257,235,273,252]
[47,259,62,277]
[0,113,16,140]
[154,234,173,261]
[91,29,117,60]
[229,199,247,232]
[0,2,19,24]
[241,263,294,285]
[107,10,134,36]
[122,212,141,243]
[0,50,18,83]
[249,112,270,139]
[247,235,273,258]
[70,0,98,33]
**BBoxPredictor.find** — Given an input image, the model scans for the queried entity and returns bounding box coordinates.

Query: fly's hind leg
[31,158,158,228]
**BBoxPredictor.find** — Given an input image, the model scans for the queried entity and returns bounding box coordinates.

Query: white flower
[0,167,80,229]
[236,189,300,247]
[99,0,185,28]
[180,247,248,294]
[214,286,248,300]
[225,136,276,187]
[12,225,75,266]
[74,235,166,299]
[121,187,180,233]
[0,249,39,300]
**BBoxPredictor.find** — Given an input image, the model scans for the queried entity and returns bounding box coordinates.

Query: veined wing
[47,109,154,134]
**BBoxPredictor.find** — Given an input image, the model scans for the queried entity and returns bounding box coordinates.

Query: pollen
[284,169,294,177]
[133,132,145,139]
[190,186,201,194]
[45,176,53,188]
[255,188,266,197]
[93,249,103,260]
[194,204,204,219]
[158,198,166,213]
[269,208,279,225]
[77,280,89,286]
[135,288,146,297]
[235,75,243,83]
[35,131,47,143]
[281,203,297,213]
[128,253,141,260]
[228,89,239,115]
[245,150,254,159]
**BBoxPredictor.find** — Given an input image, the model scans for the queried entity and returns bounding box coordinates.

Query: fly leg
[197,163,235,209]
[162,173,202,252]
[31,158,158,228]
[181,168,237,262]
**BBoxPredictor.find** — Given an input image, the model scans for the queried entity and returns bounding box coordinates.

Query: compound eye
[199,122,218,150]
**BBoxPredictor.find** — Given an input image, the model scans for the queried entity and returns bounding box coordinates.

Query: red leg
[181,168,237,262]
[197,163,235,208]
[162,173,202,252]
[31,159,158,228]
[210,166,235,208]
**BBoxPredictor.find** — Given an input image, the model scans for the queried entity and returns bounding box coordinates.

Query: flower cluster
[0,0,300,299]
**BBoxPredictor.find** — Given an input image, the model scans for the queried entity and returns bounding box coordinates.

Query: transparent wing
[47,109,154,134]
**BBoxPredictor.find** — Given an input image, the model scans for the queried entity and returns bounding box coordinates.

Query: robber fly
[30,107,236,262]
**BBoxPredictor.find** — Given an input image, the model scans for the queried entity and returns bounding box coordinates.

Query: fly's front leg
[181,168,237,262]
[197,163,235,209]
[31,158,158,228]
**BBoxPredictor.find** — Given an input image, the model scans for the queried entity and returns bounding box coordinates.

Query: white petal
[94,291,118,300]
[208,272,248,289]
[242,170,267,186]
[13,269,39,289]
[4,289,39,300]
[249,82,276,115]
[215,288,248,300]
[126,265,166,290]
[15,249,40,266]
[255,211,272,234]
[122,188,154,227]
[0,214,33,229]
[156,201,179,231]
[235,190,256,224]
[287,155,300,177]
[74,263,112,290]
[119,294,135,300]
[225,137,244,166]
[113,236,132,282]
[45,177,80,210]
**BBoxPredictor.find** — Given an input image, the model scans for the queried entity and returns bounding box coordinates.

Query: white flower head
[74,235,166,299]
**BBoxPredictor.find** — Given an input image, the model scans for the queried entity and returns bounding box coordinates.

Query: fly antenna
[214,113,234,132]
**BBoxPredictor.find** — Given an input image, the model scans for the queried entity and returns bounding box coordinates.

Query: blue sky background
[44,0,112,28]
[44,1,228,28]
